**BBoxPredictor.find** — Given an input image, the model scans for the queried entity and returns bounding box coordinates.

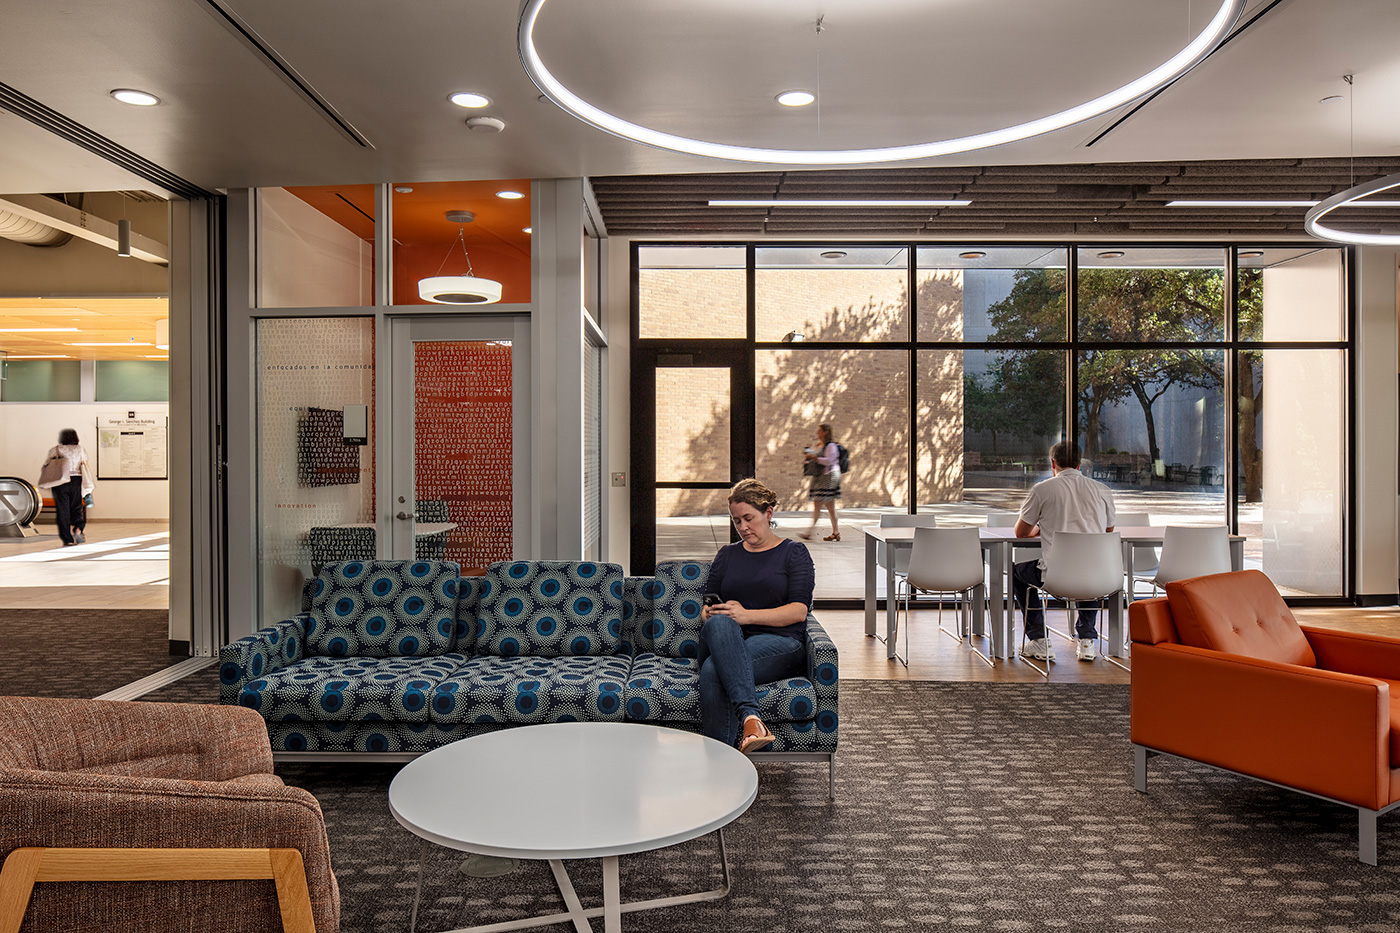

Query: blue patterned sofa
[220,558,838,793]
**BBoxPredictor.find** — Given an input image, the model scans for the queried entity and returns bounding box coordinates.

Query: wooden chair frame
[0,847,316,933]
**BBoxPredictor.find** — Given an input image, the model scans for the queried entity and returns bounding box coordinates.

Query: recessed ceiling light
[394,186,414,194]
[520,0,1245,165]
[449,92,491,108]
[496,190,525,200]
[1238,250,1266,258]
[776,90,815,107]
[523,227,532,234]
[0,327,80,332]
[1096,250,1126,259]
[819,250,847,260]
[109,88,160,106]
[958,251,987,260]
[708,199,971,207]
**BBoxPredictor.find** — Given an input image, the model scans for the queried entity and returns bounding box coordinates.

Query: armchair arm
[805,616,839,742]
[1132,642,1393,810]
[1302,624,1400,681]
[219,616,308,706]
[0,770,337,933]
[0,697,273,781]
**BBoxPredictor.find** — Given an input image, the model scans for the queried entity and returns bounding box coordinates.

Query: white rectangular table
[862,525,1245,661]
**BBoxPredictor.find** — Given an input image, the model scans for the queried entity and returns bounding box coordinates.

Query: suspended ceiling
[0,298,168,361]
[0,0,1397,199]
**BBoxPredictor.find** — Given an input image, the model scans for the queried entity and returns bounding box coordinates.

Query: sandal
[739,716,775,754]
[823,532,841,541]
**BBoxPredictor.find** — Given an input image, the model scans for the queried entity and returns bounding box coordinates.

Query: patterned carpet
[0,609,176,698]
[140,676,1400,931]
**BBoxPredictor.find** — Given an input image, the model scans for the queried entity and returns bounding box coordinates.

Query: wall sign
[97,413,168,479]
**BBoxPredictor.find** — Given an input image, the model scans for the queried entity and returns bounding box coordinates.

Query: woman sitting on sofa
[699,478,815,753]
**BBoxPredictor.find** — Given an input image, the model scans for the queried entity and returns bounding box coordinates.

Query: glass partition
[917,246,1068,342]
[638,246,746,339]
[258,186,374,308]
[255,317,375,622]
[756,247,909,343]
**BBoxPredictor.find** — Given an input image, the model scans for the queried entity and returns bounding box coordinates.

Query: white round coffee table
[389,722,758,933]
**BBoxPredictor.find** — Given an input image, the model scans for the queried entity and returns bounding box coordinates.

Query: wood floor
[0,521,170,610]
[821,604,1400,682]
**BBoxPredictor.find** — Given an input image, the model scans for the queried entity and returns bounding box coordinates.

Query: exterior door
[388,315,531,569]
[631,344,754,574]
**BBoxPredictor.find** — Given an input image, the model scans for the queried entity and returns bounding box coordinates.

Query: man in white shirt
[1012,441,1116,662]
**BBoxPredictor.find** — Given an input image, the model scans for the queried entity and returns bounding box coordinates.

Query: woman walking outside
[38,428,93,547]
[800,422,841,541]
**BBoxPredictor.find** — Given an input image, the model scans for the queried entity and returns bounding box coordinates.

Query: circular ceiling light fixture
[496,190,525,200]
[819,250,847,260]
[958,251,987,260]
[450,92,492,108]
[523,227,532,234]
[394,185,414,193]
[519,0,1245,165]
[110,88,160,106]
[776,90,815,107]
[1096,250,1126,259]
[1238,249,1265,258]
[1305,172,1400,246]
[467,116,506,133]
[418,213,505,305]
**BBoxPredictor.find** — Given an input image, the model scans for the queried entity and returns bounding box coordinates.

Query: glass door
[631,345,754,574]
[388,315,530,570]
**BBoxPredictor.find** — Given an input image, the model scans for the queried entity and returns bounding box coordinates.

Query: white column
[1354,246,1400,599]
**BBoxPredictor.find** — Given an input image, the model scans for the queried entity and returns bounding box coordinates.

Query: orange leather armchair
[1129,570,1399,864]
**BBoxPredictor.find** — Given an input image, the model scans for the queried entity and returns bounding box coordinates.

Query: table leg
[546,861,593,933]
[1108,589,1125,658]
[1121,540,1134,604]
[864,534,877,637]
[1230,539,1243,572]
[990,542,1008,659]
[886,555,898,659]
[602,857,620,933]
[971,581,985,638]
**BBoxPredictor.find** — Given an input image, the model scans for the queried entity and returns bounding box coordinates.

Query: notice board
[97,413,168,479]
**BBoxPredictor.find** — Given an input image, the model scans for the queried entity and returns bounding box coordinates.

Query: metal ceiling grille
[590,157,1400,238]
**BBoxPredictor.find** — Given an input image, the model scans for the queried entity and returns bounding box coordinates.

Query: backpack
[836,443,850,474]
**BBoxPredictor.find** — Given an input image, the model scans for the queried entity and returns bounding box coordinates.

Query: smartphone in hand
[703,593,722,607]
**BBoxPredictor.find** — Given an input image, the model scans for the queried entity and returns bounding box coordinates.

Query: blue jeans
[697,614,806,748]
[1012,560,1100,640]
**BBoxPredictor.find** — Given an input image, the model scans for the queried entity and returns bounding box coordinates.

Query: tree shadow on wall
[664,272,964,517]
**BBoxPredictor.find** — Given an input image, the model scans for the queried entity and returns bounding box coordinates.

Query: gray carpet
[0,609,176,698]
[141,677,1400,932]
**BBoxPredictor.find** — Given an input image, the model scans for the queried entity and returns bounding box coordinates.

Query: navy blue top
[704,538,815,642]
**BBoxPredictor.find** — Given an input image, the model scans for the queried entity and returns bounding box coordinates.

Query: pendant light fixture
[417,211,503,305]
[1304,75,1400,246]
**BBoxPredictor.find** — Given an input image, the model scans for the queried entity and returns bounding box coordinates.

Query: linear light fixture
[1306,172,1400,246]
[1168,199,1400,208]
[0,327,81,332]
[519,0,1245,164]
[708,199,972,207]
[5,354,72,359]
[69,342,153,346]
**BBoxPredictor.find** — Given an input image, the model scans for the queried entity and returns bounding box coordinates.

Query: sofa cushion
[642,561,708,659]
[624,654,701,723]
[237,654,467,722]
[1165,569,1316,668]
[306,560,460,658]
[429,654,632,724]
[474,561,624,657]
[755,675,820,724]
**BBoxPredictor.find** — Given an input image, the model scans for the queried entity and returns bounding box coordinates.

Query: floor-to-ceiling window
[634,242,1351,600]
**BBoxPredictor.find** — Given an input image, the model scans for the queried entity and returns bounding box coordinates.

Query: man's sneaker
[1023,637,1054,661]
[1076,638,1098,661]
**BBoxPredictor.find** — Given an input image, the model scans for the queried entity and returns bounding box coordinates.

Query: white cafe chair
[874,513,937,645]
[1115,511,1157,599]
[1152,525,1232,589]
[896,526,989,668]
[1021,531,1124,677]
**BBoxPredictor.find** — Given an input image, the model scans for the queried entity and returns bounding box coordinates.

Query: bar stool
[897,526,989,667]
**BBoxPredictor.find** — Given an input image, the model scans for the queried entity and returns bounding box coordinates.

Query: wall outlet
[611,472,626,487]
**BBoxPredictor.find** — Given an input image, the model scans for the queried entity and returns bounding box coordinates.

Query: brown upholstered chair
[0,696,339,932]
[1130,570,1400,864]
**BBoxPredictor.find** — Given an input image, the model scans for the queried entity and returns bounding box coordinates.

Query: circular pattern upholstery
[476,560,625,658]
[307,561,461,658]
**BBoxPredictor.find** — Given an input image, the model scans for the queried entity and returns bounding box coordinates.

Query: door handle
[396,511,412,520]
